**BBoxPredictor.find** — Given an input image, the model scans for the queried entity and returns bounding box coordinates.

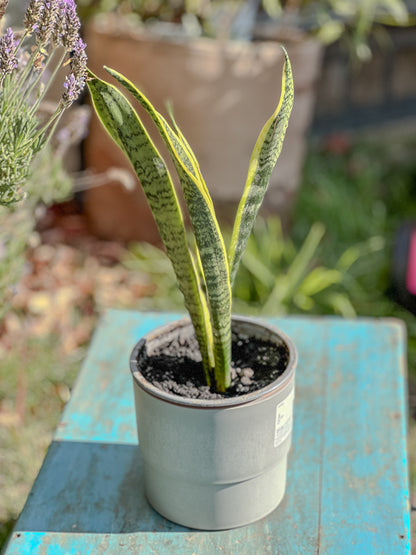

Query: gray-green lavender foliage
[0,0,87,206]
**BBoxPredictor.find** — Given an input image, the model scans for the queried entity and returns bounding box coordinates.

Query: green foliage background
[292,136,416,373]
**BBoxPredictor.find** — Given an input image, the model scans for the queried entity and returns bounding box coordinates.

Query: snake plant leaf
[105,67,232,391]
[87,71,215,383]
[228,47,294,287]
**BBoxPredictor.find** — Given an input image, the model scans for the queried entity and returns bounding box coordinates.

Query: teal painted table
[5,310,412,553]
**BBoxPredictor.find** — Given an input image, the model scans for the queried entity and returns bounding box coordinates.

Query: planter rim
[129,315,297,409]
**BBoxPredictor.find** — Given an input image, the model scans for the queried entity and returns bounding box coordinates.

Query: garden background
[2,0,416,549]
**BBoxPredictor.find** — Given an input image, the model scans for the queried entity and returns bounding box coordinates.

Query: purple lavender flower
[70,37,87,80]
[60,36,87,107]
[62,70,85,107]
[25,0,83,52]
[53,0,81,50]
[0,28,18,77]
[33,1,60,46]
[24,0,45,34]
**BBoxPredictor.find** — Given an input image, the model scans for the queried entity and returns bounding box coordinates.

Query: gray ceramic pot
[129,316,297,530]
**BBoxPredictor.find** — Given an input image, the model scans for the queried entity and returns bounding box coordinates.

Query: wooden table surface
[5,310,412,554]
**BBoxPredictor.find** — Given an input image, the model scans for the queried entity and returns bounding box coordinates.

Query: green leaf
[105,67,232,391]
[263,222,325,313]
[298,267,343,296]
[327,292,357,319]
[228,46,294,286]
[87,71,215,383]
[240,249,276,289]
[315,20,345,45]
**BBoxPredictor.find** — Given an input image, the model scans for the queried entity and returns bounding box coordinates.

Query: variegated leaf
[228,47,294,286]
[105,67,232,391]
[87,72,215,383]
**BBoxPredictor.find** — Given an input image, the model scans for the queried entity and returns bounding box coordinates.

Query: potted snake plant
[87,48,296,530]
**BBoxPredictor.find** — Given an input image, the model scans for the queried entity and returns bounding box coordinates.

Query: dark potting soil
[135,327,290,400]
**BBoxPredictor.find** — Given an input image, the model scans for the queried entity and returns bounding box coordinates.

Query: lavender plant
[0,0,87,206]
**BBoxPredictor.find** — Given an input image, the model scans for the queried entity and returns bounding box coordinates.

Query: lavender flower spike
[28,0,60,46]
[62,71,84,107]
[53,0,81,50]
[60,37,87,108]
[70,37,87,80]
[0,0,9,21]
[24,0,44,34]
[0,28,18,78]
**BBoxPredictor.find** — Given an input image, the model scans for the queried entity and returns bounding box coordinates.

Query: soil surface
[135,327,290,400]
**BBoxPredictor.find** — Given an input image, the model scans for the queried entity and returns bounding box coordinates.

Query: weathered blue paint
[5,310,411,554]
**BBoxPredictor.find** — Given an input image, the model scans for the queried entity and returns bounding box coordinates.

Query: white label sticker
[274,389,295,448]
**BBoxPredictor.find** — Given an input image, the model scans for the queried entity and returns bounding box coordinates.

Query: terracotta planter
[84,18,322,242]
[129,315,297,529]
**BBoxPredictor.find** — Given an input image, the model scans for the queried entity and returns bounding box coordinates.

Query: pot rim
[129,315,297,409]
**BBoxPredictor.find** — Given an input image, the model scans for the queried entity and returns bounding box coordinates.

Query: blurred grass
[0,336,82,547]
